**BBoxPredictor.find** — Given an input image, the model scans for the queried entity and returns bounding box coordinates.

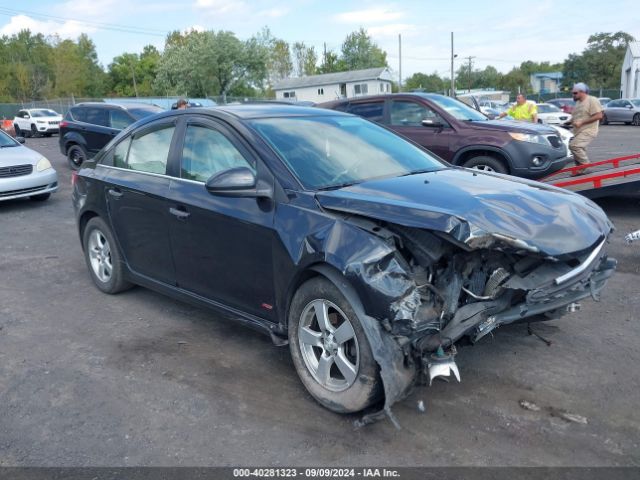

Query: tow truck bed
[540,153,640,198]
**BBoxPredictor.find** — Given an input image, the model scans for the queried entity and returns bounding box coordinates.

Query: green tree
[340,28,388,70]
[292,42,317,76]
[155,30,268,102]
[404,72,445,92]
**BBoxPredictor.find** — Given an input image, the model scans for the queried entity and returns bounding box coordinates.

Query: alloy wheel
[87,229,113,283]
[298,299,360,392]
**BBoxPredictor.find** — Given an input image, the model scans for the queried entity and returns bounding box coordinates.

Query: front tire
[288,277,382,413]
[601,114,608,125]
[14,124,22,137]
[82,217,132,294]
[67,144,87,170]
[462,155,508,174]
[633,114,640,126]
[30,124,39,138]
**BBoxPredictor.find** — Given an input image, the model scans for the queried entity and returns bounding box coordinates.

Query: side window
[110,109,134,129]
[347,102,384,122]
[127,126,175,174]
[390,101,442,126]
[69,107,86,122]
[84,108,109,127]
[180,125,254,182]
[113,138,131,168]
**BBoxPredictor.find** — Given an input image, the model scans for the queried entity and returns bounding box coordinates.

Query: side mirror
[16,136,26,144]
[205,166,273,199]
[421,119,443,128]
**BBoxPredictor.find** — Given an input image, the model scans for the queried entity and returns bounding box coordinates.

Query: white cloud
[0,15,94,38]
[333,7,405,24]
[368,23,418,37]
[194,0,247,14]
[259,7,290,18]
[58,0,120,18]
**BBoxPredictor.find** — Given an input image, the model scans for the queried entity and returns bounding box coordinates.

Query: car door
[16,110,29,130]
[620,100,634,123]
[388,99,453,160]
[79,107,118,154]
[104,122,177,285]
[606,100,623,122]
[165,117,277,319]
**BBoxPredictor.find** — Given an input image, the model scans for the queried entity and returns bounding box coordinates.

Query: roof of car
[154,104,343,120]
[73,102,162,110]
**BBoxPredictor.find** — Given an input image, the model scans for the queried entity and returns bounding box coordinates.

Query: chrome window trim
[97,164,206,185]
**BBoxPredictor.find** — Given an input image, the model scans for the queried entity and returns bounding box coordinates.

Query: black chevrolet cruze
[72,105,616,420]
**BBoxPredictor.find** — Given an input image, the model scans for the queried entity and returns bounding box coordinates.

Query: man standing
[569,83,603,174]
[498,93,538,123]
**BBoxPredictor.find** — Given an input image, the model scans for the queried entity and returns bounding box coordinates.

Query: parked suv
[13,108,63,137]
[320,93,571,178]
[59,102,163,169]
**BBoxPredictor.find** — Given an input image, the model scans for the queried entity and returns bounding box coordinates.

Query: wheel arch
[77,210,100,250]
[62,133,88,155]
[452,146,512,173]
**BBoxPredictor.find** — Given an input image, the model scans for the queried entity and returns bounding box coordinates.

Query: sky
[1,0,639,82]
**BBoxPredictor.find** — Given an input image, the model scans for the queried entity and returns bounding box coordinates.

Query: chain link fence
[0,95,276,121]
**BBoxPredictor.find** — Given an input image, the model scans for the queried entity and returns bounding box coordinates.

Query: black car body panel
[72,105,616,421]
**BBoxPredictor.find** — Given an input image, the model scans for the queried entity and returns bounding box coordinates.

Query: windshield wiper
[318,181,360,191]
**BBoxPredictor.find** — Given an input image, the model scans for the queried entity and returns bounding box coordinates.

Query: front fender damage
[281,204,616,426]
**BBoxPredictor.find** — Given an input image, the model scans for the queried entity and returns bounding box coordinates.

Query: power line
[0,7,167,37]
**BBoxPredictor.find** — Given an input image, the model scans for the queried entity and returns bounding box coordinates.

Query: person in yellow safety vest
[498,94,538,122]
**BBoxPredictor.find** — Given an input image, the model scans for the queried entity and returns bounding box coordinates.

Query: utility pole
[450,32,455,97]
[398,34,402,91]
[463,56,475,93]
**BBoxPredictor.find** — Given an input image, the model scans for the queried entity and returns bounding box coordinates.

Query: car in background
[170,100,205,109]
[547,98,575,114]
[71,104,616,417]
[59,102,163,169]
[13,108,63,138]
[1,119,16,137]
[536,103,572,126]
[320,93,571,179]
[0,130,57,202]
[601,98,640,126]
[598,97,612,107]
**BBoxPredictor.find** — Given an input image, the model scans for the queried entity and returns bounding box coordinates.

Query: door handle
[107,188,123,199]
[169,207,191,220]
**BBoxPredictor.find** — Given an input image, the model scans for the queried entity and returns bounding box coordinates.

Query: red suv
[320,93,571,179]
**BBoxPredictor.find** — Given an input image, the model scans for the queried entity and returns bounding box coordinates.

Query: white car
[0,130,58,202]
[13,108,63,138]
[536,103,572,126]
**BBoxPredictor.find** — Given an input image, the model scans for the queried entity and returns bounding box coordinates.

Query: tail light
[71,170,78,187]
[59,120,69,128]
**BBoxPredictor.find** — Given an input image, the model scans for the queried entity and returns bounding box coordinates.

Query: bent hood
[315,169,612,256]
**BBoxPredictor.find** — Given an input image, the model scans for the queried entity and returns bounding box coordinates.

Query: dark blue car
[71,105,616,420]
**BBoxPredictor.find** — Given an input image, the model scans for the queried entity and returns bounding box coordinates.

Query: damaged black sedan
[72,105,616,419]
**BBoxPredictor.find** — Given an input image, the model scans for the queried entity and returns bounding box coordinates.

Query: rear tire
[462,155,508,174]
[288,277,382,413]
[67,144,87,170]
[82,217,132,294]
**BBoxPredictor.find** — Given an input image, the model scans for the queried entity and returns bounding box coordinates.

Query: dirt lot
[1,126,639,467]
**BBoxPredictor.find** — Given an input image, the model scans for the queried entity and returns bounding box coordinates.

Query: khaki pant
[569,130,597,165]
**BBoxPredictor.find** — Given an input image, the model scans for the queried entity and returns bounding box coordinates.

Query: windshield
[430,96,488,121]
[0,131,19,147]
[129,107,163,120]
[249,115,445,190]
[30,109,59,117]
[631,99,640,107]
[538,104,561,113]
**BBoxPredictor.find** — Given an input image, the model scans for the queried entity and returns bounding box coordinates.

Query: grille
[0,185,48,198]
[546,135,562,148]
[48,121,60,125]
[0,164,33,178]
